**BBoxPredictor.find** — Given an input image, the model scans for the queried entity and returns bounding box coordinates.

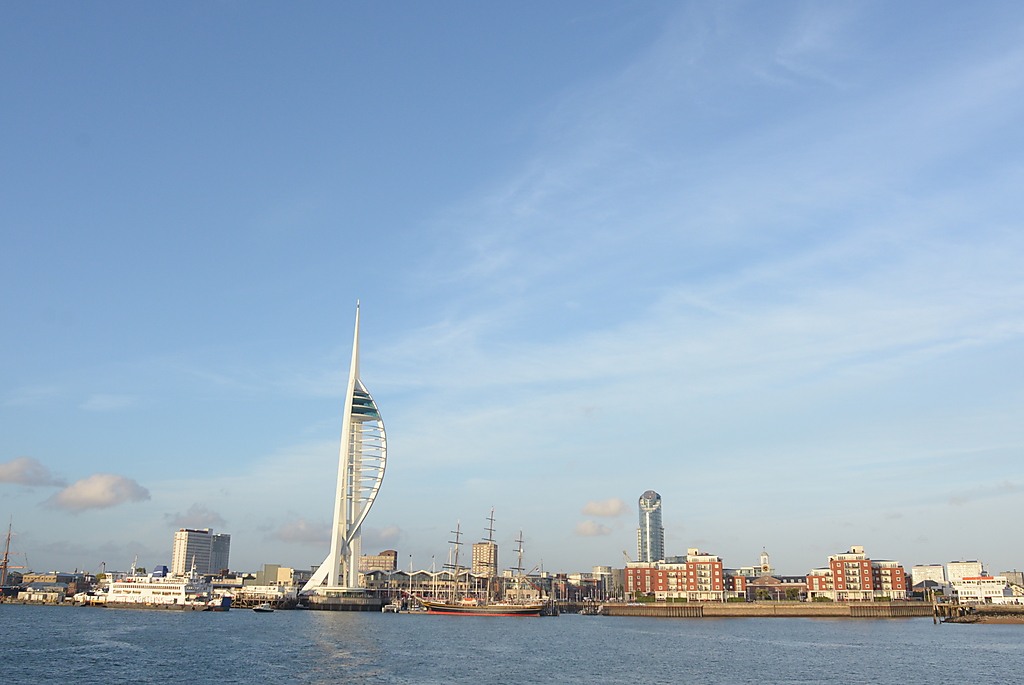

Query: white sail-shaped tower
[302,304,387,593]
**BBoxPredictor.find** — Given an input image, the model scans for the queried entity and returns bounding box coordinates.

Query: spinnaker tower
[302,303,387,593]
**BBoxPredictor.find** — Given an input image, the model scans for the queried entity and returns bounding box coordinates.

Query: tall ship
[419,597,545,616]
[419,516,546,617]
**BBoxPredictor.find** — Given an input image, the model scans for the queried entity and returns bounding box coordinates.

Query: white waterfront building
[910,564,947,586]
[950,575,1024,604]
[946,560,984,584]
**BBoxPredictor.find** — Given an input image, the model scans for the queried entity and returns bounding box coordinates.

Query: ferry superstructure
[105,564,227,609]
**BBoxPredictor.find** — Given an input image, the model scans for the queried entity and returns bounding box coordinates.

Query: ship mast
[512,528,525,600]
[1,518,13,586]
[445,521,463,600]
[483,508,495,602]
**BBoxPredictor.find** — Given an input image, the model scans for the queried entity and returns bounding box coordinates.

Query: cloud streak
[80,394,138,411]
[270,519,331,546]
[164,503,227,529]
[575,520,612,537]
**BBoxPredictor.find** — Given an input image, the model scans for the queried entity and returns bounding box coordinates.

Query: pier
[934,604,1024,623]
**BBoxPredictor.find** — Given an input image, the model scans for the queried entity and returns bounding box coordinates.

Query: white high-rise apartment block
[637,490,664,563]
[946,560,984,583]
[171,528,213,575]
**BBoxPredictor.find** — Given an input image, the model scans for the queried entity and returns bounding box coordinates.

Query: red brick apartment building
[806,545,907,601]
[625,548,746,601]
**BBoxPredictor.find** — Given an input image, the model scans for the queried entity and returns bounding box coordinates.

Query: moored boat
[208,596,232,611]
[420,598,544,616]
[105,564,218,610]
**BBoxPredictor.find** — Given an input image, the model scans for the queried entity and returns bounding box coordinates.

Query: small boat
[382,601,401,613]
[253,603,275,613]
[208,596,232,611]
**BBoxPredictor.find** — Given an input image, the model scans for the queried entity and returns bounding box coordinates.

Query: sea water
[2,605,1022,684]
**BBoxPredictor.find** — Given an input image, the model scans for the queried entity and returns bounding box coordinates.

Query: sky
[2,1,1023,578]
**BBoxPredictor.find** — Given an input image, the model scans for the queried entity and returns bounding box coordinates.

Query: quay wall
[306,595,384,612]
[0,599,70,607]
[601,602,933,618]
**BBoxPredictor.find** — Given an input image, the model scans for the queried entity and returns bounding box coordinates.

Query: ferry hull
[103,602,212,611]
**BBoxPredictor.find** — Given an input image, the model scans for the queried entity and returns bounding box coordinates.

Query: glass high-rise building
[210,533,231,574]
[637,490,664,563]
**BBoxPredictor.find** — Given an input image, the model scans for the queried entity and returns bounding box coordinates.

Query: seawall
[600,601,933,618]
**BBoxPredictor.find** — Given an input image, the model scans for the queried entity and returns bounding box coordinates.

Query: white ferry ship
[105,564,230,610]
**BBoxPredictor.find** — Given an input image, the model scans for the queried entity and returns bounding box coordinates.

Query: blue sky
[2,1,1023,577]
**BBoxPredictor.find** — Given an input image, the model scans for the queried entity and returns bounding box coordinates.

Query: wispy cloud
[4,385,62,407]
[362,525,404,551]
[581,498,628,518]
[80,394,138,411]
[164,503,226,529]
[575,520,612,537]
[0,457,66,487]
[270,519,331,546]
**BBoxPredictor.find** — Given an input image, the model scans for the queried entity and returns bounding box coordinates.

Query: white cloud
[45,474,150,512]
[164,503,226,529]
[574,520,612,537]
[362,525,403,550]
[3,385,63,407]
[80,394,138,411]
[581,498,628,518]
[270,519,331,546]
[0,457,66,487]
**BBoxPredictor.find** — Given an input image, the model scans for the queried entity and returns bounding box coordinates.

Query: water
[2,605,1022,684]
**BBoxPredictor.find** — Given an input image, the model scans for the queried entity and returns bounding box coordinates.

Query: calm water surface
[2,605,1022,684]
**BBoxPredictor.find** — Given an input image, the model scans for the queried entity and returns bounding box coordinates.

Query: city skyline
[2,2,1024,575]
